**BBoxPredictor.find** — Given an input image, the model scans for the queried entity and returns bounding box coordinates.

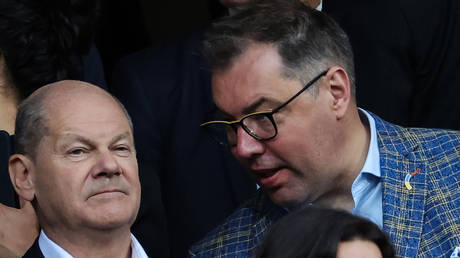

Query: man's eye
[114,145,131,153]
[68,148,85,156]
[252,114,267,121]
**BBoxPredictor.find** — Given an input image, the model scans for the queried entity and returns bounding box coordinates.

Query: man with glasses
[189,0,460,257]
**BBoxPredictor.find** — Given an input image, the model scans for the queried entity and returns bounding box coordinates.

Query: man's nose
[233,126,265,159]
[91,151,122,178]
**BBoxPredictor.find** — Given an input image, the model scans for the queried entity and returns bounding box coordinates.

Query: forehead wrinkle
[55,131,134,154]
[56,133,96,149]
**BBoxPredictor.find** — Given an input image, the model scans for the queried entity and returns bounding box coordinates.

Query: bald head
[14,80,133,159]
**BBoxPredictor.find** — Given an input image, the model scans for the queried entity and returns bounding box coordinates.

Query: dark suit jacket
[0,131,16,207]
[324,0,460,130]
[22,239,43,258]
[111,30,256,258]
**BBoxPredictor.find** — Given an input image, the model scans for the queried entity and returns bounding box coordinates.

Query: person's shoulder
[404,127,460,157]
[374,114,459,184]
[188,194,261,257]
[189,191,284,257]
[372,112,460,152]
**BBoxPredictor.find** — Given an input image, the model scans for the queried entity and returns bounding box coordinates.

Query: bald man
[8,81,147,257]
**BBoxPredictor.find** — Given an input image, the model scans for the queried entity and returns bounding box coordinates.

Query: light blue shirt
[38,230,148,258]
[350,109,383,228]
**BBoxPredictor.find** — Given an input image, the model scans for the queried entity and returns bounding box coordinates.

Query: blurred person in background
[0,0,105,256]
[110,0,260,256]
[256,206,395,258]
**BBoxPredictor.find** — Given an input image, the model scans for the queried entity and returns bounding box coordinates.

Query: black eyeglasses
[201,70,328,146]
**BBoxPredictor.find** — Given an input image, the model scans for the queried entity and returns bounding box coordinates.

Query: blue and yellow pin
[405,168,421,190]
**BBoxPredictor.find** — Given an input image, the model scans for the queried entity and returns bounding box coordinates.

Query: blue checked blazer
[189,114,460,257]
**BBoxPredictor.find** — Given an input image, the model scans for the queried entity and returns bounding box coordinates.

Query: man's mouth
[88,189,126,200]
[252,168,285,189]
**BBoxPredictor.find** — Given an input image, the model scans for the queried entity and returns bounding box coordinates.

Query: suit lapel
[374,114,427,257]
[22,238,44,258]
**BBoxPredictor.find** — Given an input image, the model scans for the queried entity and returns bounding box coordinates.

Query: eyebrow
[59,132,133,149]
[216,97,282,120]
[241,97,270,114]
[59,134,95,149]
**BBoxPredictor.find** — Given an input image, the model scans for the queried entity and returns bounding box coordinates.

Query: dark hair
[256,206,395,258]
[0,0,101,100]
[204,0,355,96]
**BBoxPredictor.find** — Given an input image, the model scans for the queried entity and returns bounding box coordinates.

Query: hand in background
[0,198,39,257]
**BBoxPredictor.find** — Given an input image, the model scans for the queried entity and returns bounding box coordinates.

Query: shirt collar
[131,234,149,258]
[317,0,323,11]
[358,108,381,178]
[39,230,148,258]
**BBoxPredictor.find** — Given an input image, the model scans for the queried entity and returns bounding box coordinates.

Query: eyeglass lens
[203,113,277,146]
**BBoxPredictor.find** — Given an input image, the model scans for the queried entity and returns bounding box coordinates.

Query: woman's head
[257,206,395,258]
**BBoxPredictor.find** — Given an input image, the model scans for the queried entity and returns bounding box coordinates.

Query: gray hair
[204,0,356,96]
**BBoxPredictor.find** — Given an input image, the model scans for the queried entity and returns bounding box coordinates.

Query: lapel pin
[405,168,421,190]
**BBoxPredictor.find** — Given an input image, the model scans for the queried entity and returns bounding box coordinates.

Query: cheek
[36,163,87,198]
[119,158,141,197]
[230,147,249,170]
[271,121,314,157]
[269,118,332,172]
[33,170,82,217]
[120,158,139,179]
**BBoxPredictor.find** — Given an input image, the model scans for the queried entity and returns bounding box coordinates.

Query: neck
[344,109,371,188]
[314,108,371,211]
[0,86,19,134]
[43,227,133,258]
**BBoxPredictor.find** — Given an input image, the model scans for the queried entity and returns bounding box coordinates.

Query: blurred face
[30,90,140,233]
[212,44,344,207]
[336,240,383,258]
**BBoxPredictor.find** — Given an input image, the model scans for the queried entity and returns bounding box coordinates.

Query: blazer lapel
[22,238,44,258]
[374,115,427,257]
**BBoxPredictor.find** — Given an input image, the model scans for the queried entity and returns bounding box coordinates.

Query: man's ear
[9,154,36,201]
[325,66,351,120]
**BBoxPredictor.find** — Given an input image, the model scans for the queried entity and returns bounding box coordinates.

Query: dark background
[95,0,226,85]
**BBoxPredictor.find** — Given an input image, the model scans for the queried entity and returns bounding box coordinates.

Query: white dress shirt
[38,230,149,258]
